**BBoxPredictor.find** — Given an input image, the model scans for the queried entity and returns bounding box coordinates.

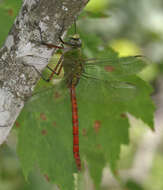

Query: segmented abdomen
[70,85,81,171]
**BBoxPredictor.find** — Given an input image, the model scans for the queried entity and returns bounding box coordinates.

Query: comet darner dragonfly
[35,33,143,171]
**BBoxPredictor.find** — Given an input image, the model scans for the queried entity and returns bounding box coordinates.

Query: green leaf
[80,32,118,58]
[16,52,154,190]
[123,75,155,129]
[17,85,76,190]
[79,10,110,19]
[81,33,105,58]
[84,56,146,81]
[67,28,118,59]
[0,0,22,47]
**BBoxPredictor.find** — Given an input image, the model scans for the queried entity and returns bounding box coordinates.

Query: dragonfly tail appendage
[70,85,81,171]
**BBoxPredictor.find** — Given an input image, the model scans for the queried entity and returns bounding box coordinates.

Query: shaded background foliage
[0,0,163,190]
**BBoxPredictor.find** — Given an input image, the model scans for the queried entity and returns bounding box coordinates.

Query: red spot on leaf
[41,129,47,135]
[44,174,50,182]
[8,9,14,16]
[53,121,56,127]
[93,120,101,133]
[40,113,47,120]
[104,66,115,72]
[54,91,61,99]
[15,121,20,128]
[96,144,102,149]
[120,113,127,118]
[82,128,87,136]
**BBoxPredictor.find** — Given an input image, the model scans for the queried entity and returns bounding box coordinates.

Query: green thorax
[62,36,84,87]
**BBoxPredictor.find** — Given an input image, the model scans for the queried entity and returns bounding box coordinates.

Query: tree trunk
[0,0,89,145]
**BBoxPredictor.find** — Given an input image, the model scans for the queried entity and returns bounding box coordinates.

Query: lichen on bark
[0,0,89,145]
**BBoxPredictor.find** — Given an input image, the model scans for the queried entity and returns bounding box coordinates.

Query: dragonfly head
[68,34,82,48]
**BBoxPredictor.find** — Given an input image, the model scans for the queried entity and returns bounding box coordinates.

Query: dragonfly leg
[46,64,63,76]
[21,53,64,82]
[34,62,62,82]
[41,41,64,49]
[35,68,53,82]
[59,37,71,46]
[22,61,57,82]
[46,53,64,81]
[59,37,66,44]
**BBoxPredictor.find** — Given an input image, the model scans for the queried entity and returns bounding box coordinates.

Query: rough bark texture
[0,0,89,145]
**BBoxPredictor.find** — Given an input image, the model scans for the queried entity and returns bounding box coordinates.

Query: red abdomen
[70,85,81,171]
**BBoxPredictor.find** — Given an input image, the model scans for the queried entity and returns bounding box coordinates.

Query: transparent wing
[19,54,146,80]
[79,74,137,102]
[28,80,68,104]
[80,57,141,101]
[83,56,146,78]
[26,55,145,102]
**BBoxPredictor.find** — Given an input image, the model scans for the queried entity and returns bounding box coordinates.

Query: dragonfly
[32,31,144,172]
[40,34,85,171]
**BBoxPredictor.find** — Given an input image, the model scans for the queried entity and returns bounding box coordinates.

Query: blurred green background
[1,0,163,189]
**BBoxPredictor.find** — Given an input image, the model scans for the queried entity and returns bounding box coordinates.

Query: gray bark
[0,0,89,145]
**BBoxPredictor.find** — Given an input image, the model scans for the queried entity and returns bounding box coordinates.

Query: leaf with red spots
[8,8,14,16]
[120,113,127,118]
[93,120,101,133]
[15,121,20,128]
[104,65,115,72]
[44,174,50,182]
[17,84,76,190]
[76,74,154,188]
[53,121,57,127]
[41,129,48,136]
[0,0,22,46]
[54,91,61,99]
[40,113,47,121]
[16,48,154,190]
[82,128,87,136]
